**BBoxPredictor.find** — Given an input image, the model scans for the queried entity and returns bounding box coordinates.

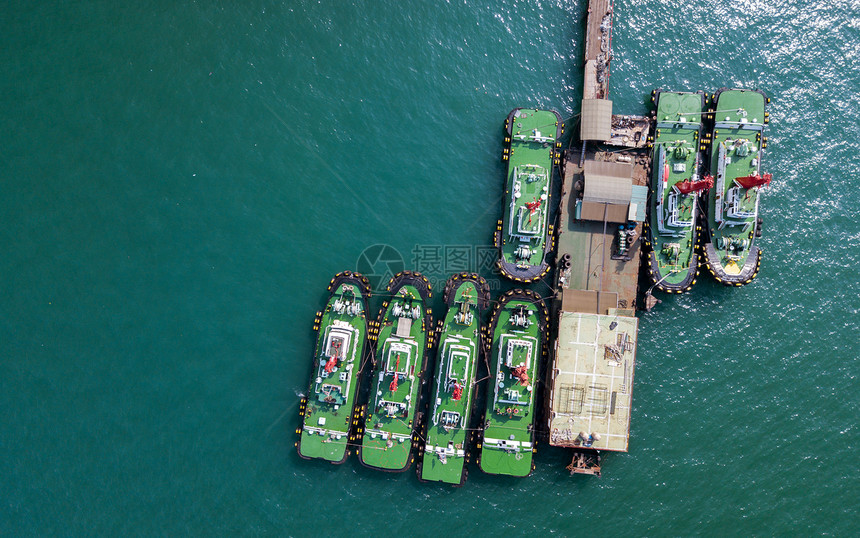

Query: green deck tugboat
[359,271,433,472]
[495,108,563,283]
[478,289,548,477]
[418,274,490,486]
[645,90,709,294]
[702,88,771,286]
[297,271,372,463]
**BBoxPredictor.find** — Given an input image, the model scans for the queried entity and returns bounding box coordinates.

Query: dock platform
[545,0,651,466]
[545,148,647,454]
[547,312,637,452]
[555,149,649,310]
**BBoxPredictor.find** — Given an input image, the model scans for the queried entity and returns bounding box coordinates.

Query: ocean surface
[2,0,858,535]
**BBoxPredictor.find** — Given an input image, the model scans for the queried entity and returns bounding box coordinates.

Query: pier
[544,0,652,476]
[582,0,612,101]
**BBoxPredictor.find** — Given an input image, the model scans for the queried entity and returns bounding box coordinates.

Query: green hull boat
[703,88,771,286]
[359,271,433,472]
[297,271,372,464]
[644,90,707,294]
[495,108,563,283]
[418,274,490,486]
[478,289,548,477]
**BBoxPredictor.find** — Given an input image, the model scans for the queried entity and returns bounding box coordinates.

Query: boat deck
[360,276,432,472]
[420,279,483,485]
[702,89,768,285]
[706,134,762,274]
[649,92,704,288]
[480,291,546,477]
[498,108,560,283]
[298,273,371,464]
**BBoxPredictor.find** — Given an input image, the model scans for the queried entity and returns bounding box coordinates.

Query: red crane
[525,198,541,224]
[735,172,772,189]
[511,364,530,386]
[676,174,714,194]
[389,356,400,392]
[324,341,341,373]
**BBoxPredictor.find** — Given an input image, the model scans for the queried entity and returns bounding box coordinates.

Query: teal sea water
[2,0,858,534]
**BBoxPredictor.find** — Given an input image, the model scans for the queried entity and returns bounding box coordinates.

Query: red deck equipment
[676,174,714,194]
[389,356,400,392]
[735,172,772,189]
[511,364,530,386]
[452,382,463,401]
[324,341,341,373]
[526,198,541,224]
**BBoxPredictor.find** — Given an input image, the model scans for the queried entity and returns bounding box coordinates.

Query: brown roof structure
[580,99,613,141]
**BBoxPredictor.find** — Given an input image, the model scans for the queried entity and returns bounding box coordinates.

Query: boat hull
[478,289,548,477]
[702,88,769,286]
[644,90,706,293]
[359,271,433,472]
[496,108,563,283]
[418,274,490,486]
[297,271,371,464]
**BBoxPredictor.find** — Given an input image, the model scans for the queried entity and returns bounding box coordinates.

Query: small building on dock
[581,99,613,142]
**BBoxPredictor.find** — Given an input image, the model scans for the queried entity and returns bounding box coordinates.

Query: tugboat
[702,88,771,286]
[418,274,490,486]
[495,108,563,283]
[478,289,548,477]
[645,90,709,293]
[359,271,433,472]
[297,271,372,463]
